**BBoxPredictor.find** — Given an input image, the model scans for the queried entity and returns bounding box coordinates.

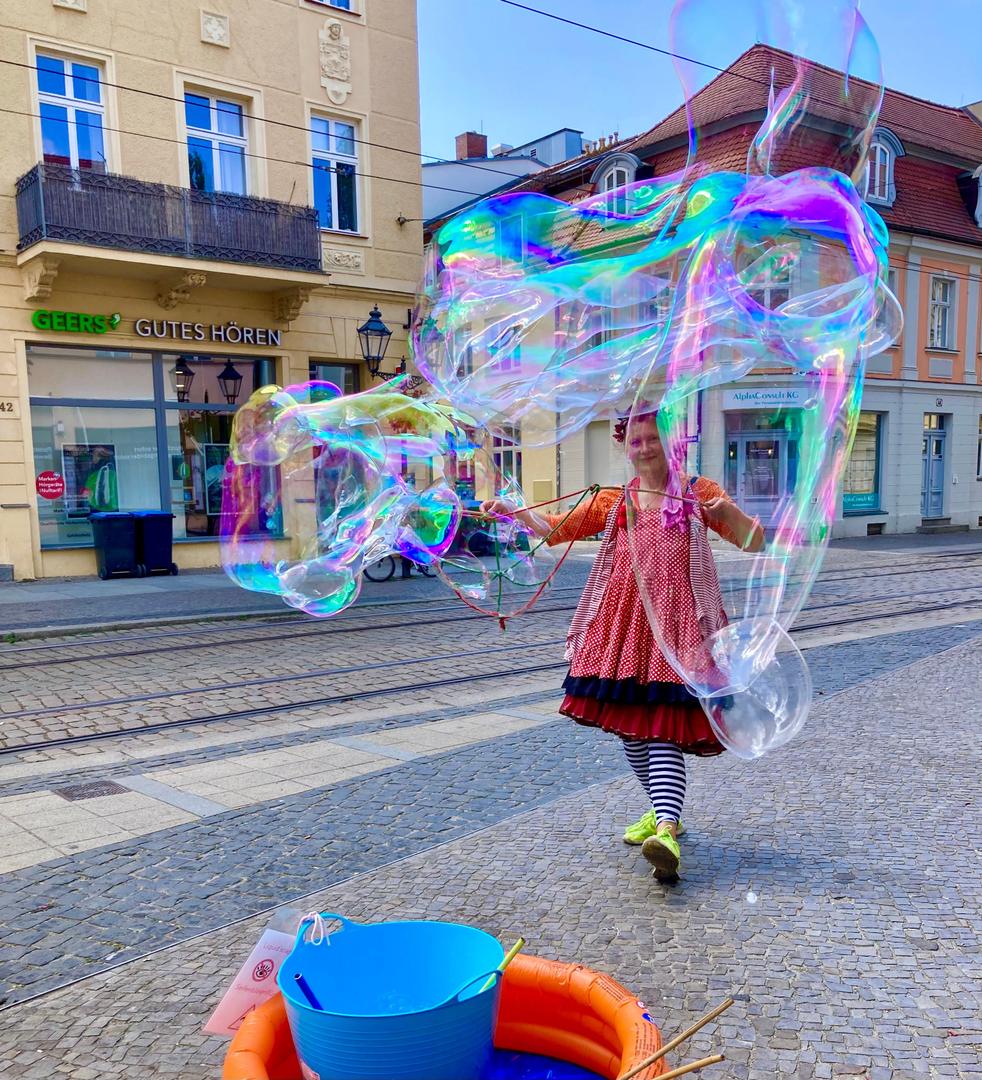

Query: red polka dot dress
[545,478,736,756]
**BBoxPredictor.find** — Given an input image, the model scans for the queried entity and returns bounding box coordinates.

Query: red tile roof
[491,43,982,249]
[625,43,982,165]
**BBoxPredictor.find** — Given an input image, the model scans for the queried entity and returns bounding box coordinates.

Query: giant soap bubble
[221,379,463,617]
[222,0,901,759]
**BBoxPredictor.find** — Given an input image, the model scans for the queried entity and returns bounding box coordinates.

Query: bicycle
[363,556,436,582]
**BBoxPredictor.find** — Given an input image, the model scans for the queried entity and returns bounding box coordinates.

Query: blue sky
[418,0,982,161]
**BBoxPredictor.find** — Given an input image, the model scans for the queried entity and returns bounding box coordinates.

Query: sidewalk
[0,531,979,637]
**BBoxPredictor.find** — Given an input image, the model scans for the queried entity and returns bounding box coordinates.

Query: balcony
[15,164,328,306]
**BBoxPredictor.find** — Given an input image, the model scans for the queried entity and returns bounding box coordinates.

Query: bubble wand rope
[447,486,603,628]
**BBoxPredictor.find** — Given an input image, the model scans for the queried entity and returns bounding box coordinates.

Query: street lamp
[357,305,393,378]
[170,357,195,403]
[218,359,244,404]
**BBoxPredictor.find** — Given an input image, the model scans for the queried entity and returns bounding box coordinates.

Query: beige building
[0,0,423,580]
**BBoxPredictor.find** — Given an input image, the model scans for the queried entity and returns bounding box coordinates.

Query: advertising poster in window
[61,444,119,517]
[203,443,229,515]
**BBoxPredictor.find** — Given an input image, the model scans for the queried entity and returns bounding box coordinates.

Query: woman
[482,412,763,880]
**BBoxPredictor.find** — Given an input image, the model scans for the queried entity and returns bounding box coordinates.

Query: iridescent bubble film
[223,0,901,758]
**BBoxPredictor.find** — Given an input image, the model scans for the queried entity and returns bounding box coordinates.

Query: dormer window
[863,129,904,208]
[591,153,641,216]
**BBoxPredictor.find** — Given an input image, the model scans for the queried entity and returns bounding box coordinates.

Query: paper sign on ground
[204,928,295,1036]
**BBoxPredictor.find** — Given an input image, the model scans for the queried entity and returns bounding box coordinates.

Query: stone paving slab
[0,634,978,1078]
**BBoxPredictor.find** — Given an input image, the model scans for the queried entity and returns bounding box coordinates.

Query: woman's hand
[478,497,553,538]
[700,495,765,553]
[479,497,517,519]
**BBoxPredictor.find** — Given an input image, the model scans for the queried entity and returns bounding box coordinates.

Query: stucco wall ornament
[324,248,364,272]
[201,11,230,47]
[319,20,352,105]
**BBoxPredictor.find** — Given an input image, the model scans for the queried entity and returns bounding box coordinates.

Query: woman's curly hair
[612,410,659,443]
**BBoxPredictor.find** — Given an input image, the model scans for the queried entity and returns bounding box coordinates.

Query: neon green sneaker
[641,828,681,881]
[622,810,685,845]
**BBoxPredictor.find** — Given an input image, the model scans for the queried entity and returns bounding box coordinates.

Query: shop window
[36,51,107,172]
[311,115,359,232]
[31,404,160,547]
[27,345,279,548]
[843,412,883,514]
[163,355,256,405]
[185,91,249,195]
[309,361,359,396]
[27,345,155,400]
[928,276,956,350]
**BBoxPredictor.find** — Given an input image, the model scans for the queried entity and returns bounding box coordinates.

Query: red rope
[444,487,603,630]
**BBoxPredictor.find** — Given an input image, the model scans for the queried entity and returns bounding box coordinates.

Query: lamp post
[170,357,195,403]
[357,304,425,389]
[357,305,393,379]
[218,359,244,404]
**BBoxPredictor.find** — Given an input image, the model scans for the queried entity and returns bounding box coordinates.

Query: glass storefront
[28,344,280,548]
[724,409,801,525]
[842,412,883,514]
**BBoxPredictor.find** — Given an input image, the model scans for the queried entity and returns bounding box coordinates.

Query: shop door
[921,428,946,518]
[726,435,788,525]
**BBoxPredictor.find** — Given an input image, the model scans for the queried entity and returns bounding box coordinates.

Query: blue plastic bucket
[277,913,505,1080]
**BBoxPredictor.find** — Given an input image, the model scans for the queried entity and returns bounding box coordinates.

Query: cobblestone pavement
[0,541,980,1077]
[0,635,978,1079]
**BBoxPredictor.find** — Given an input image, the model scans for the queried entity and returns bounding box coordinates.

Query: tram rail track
[2,550,981,672]
[2,594,980,759]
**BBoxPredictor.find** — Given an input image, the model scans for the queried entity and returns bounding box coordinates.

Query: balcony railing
[16,163,323,273]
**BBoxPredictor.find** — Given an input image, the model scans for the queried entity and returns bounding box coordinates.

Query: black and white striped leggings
[622,739,686,825]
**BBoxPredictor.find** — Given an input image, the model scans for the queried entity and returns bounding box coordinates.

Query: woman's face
[625,416,666,472]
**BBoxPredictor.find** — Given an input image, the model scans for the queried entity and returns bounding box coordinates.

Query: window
[639,286,672,329]
[185,92,248,195]
[977,416,982,479]
[311,115,359,232]
[592,155,638,215]
[928,277,956,350]
[455,323,475,379]
[36,52,106,172]
[307,0,352,7]
[874,267,899,341]
[487,321,521,373]
[496,213,524,268]
[493,425,522,487]
[843,412,883,514]
[602,167,629,214]
[27,345,278,547]
[753,253,794,311]
[309,361,359,396]
[529,148,537,159]
[866,141,891,201]
[862,129,903,207]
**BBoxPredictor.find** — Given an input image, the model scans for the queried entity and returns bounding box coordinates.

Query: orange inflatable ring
[222,952,665,1080]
